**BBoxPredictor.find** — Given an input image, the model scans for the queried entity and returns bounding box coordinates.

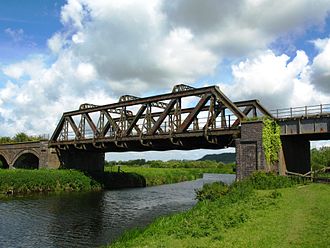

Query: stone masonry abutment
[236,121,269,180]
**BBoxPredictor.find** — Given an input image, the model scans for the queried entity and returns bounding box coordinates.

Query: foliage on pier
[262,118,282,166]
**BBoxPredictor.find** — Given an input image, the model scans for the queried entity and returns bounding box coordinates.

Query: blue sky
[0,1,65,62]
[0,0,330,160]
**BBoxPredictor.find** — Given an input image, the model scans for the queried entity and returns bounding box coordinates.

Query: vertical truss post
[125,104,147,136]
[148,99,177,135]
[78,115,86,138]
[66,116,82,140]
[83,113,99,138]
[102,110,120,137]
[173,98,181,132]
[221,108,227,128]
[178,94,211,133]
[206,95,216,129]
[97,112,105,136]
[60,120,69,141]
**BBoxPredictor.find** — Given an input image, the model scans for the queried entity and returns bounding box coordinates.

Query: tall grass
[0,169,101,195]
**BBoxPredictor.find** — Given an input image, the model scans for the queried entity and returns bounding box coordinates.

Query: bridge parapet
[271,104,330,119]
[271,104,330,137]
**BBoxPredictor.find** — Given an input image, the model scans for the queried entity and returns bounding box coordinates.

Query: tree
[0,137,12,144]
[13,132,30,142]
[311,147,330,170]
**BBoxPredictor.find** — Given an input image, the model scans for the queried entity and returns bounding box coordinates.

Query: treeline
[0,132,45,144]
[198,152,236,164]
[311,147,330,170]
[105,159,233,169]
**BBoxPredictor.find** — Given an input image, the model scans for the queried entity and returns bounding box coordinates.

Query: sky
[0,0,330,161]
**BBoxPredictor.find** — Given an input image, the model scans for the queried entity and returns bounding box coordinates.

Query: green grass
[108,181,330,248]
[0,169,101,196]
[218,184,330,248]
[105,166,233,186]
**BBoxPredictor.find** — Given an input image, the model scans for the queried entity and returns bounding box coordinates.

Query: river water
[0,174,235,248]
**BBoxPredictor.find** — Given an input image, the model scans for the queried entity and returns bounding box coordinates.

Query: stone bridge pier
[236,120,270,180]
[56,149,105,174]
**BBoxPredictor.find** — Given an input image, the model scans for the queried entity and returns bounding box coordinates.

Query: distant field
[105,164,234,186]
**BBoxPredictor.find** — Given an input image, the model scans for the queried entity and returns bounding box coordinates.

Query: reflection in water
[48,192,105,247]
[0,174,235,248]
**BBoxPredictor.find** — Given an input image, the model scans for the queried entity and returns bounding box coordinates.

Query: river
[0,174,235,248]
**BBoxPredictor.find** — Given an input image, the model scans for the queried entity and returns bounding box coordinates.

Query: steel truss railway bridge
[0,84,329,179]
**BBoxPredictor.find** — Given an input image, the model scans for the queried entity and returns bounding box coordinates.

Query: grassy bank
[0,169,101,196]
[105,165,233,186]
[109,175,329,248]
[0,160,233,196]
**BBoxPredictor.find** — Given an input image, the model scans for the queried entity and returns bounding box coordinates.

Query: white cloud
[2,57,46,80]
[1,0,330,141]
[47,33,65,54]
[220,48,330,109]
[0,53,115,137]
[162,0,330,56]
[310,38,330,93]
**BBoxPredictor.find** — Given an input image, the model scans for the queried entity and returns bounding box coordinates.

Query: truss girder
[50,85,271,148]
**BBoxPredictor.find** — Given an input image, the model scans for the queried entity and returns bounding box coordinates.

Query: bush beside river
[0,169,101,196]
[109,173,330,248]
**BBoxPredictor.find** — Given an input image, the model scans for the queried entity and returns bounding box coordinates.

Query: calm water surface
[0,174,235,248]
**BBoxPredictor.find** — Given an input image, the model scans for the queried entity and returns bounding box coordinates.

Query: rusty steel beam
[66,116,81,139]
[148,99,177,135]
[50,116,65,142]
[102,110,120,136]
[178,94,212,133]
[83,113,99,136]
[63,86,217,116]
[232,106,254,127]
[124,104,147,136]
[211,86,246,120]
[119,95,168,109]
[254,100,273,117]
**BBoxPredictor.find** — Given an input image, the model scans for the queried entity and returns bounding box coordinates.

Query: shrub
[195,172,298,203]
[195,182,229,201]
[248,171,296,190]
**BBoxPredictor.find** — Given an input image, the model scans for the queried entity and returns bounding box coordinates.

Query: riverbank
[0,169,101,196]
[109,176,329,247]
[0,163,233,196]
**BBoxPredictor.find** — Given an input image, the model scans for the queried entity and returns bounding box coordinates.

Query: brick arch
[0,151,10,168]
[12,149,40,169]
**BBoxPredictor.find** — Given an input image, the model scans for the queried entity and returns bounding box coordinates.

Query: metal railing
[271,104,330,119]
